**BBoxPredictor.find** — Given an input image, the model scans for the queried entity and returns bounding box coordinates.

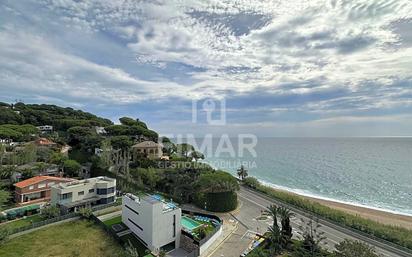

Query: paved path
[96,210,122,221]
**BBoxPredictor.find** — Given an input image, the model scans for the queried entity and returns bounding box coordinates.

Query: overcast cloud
[0,0,411,136]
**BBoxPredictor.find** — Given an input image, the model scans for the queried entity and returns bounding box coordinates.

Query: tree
[34,162,48,174]
[49,152,67,166]
[265,204,282,254]
[0,166,16,180]
[78,207,93,219]
[298,218,327,257]
[237,165,248,180]
[175,143,194,158]
[41,206,60,219]
[63,159,81,177]
[110,136,133,150]
[190,151,205,162]
[334,239,382,257]
[100,139,112,168]
[0,144,6,165]
[278,206,294,248]
[0,189,11,211]
[140,168,162,190]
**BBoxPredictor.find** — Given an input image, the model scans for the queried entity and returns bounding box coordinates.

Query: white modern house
[51,176,116,213]
[122,193,181,253]
[36,125,53,133]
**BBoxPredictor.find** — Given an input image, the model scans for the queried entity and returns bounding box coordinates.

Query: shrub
[195,191,238,212]
[78,207,93,219]
[243,177,260,189]
[41,206,60,219]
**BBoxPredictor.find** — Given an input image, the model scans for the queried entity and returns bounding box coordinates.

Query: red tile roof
[35,138,56,146]
[14,176,73,188]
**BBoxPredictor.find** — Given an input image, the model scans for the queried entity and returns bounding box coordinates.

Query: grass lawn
[103,215,122,227]
[0,214,45,231]
[0,220,126,257]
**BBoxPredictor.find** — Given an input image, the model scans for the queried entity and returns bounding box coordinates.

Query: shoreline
[260,181,412,230]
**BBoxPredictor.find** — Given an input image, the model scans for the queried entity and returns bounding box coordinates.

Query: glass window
[61,192,72,200]
[29,186,34,190]
[78,191,84,196]
[89,189,94,193]
[38,183,46,188]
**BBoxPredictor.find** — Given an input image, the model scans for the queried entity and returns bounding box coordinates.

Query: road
[213,186,412,257]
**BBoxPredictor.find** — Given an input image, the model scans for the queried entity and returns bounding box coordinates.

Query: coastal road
[228,186,412,257]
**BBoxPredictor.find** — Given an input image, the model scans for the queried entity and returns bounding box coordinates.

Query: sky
[0,0,412,137]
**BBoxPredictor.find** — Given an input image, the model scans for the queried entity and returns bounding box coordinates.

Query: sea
[199,137,412,216]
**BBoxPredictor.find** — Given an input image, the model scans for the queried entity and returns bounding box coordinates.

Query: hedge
[195,191,238,212]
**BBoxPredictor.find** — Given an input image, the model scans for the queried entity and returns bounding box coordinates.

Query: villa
[14,176,74,205]
[34,137,57,147]
[131,141,163,159]
[122,193,181,253]
[51,176,116,214]
[36,125,53,133]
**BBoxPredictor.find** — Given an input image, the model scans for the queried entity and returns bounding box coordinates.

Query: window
[78,191,84,196]
[89,189,94,193]
[48,182,55,187]
[173,215,176,237]
[29,186,34,190]
[60,192,72,200]
[38,183,46,188]
[97,187,115,195]
[128,218,143,231]
[97,188,107,195]
[125,205,139,216]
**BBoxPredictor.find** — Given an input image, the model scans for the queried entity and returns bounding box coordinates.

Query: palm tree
[265,204,282,254]
[277,206,294,248]
[237,165,248,180]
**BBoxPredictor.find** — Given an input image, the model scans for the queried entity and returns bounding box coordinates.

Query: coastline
[260,181,412,230]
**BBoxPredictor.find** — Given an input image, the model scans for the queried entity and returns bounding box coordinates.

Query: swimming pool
[181,216,201,231]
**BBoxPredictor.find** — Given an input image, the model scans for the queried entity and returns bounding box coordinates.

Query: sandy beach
[278,189,412,230]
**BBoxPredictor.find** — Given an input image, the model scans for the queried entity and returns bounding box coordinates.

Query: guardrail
[242,185,412,257]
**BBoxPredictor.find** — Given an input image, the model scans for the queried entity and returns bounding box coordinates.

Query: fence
[90,215,123,245]
[7,202,121,236]
[10,212,79,235]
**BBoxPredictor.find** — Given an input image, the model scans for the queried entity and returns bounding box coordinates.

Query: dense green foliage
[196,170,239,193]
[195,191,238,212]
[63,159,81,177]
[0,102,112,129]
[0,124,38,141]
[244,177,412,250]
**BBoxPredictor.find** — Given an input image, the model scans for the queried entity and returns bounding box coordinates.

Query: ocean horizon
[199,137,412,216]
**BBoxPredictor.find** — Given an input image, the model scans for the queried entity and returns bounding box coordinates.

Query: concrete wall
[122,194,181,252]
[51,177,116,205]
[199,226,222,256]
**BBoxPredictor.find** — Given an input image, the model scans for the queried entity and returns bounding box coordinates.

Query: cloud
[0,0,412,136]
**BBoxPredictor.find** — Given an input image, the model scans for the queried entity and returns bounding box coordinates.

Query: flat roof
[53,176,115,189]
[125,193,179,212]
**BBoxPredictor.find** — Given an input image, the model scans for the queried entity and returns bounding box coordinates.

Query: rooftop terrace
[125,193,178,212]
[54,176,115,189]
